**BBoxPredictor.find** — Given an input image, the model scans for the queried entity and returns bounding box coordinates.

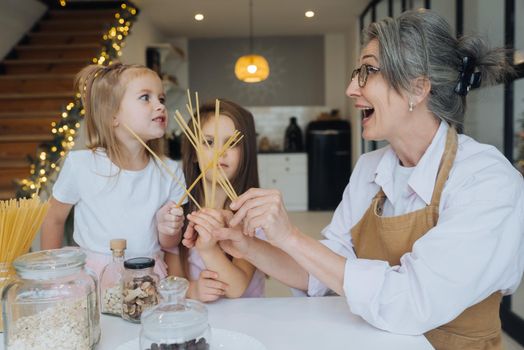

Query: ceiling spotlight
[305,10,315,18]
[194,13,204,21]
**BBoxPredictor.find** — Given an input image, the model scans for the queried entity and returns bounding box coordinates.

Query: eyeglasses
[351,64,381,88]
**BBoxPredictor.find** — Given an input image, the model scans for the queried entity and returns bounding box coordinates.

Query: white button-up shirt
[307,122,524,335]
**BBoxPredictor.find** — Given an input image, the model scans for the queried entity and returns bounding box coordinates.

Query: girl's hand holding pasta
[156,202,184,236]
[186,209,226,251]
[156,202,184,249]
[187,270,228,302]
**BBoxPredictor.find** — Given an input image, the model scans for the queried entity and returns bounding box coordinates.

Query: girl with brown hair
[162,99,265,302]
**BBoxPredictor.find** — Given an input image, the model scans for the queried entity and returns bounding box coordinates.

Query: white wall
[324,33,348,115]
[120,10,166,65]
[0,0,46,59]
[462,0,506,152]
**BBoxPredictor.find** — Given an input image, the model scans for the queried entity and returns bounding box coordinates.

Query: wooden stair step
[0,110,62,119]
[0,160,30,169]
[27,31,103,45]
[0,93,72,112]
[0,134,54,142]
[0,163,30,199]
[0,137,52,162]
[38,19,113,31]
[0,75,75,94]
[0,189,18,201]
[48,9,117,20]
[0,116,57,136]
[14,44,100,60]
[1,59,89,75]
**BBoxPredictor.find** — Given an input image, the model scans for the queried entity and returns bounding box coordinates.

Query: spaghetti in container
[0,195,49,333]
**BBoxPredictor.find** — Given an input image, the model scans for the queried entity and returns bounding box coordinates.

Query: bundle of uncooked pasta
[0,195,49,332]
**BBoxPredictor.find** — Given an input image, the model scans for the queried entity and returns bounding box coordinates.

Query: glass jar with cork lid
[100,238,127,316]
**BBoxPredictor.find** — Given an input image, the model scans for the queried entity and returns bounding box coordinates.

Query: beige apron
[351,127,502,350]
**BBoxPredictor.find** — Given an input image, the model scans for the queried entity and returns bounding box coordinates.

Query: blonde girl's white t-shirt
[53,149,186,257]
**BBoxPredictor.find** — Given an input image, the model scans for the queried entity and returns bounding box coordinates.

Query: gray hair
[362,9,512,129]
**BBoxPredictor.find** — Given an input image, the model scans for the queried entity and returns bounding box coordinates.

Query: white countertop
[1,296,434,350]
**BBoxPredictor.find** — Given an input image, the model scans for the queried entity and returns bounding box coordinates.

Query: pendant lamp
[234,0,269,83]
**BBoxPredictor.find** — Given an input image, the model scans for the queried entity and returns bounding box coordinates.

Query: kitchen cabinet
[257,153,307,211]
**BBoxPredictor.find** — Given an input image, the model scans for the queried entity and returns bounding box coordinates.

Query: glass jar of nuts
[139,276,211,350]
[122,257,160,323]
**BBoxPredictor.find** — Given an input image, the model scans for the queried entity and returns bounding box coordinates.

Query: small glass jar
[140,277,211,350]
[2,248,100,349]
[100,239,127,316]
[122,257,160,323]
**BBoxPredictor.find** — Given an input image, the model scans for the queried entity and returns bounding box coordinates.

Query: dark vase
[284,117,304,152]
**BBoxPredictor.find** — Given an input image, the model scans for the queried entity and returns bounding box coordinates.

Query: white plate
[115,328,266,350]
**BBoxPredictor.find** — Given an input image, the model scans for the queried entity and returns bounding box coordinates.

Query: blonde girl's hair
[74,63,165,167]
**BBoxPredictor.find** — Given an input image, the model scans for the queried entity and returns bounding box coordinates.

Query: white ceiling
[133,0,369,38]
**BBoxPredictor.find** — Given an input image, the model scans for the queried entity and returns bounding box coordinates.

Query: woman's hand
[213,226,253,260]
[187,270,228,302]
[229,188,296,248]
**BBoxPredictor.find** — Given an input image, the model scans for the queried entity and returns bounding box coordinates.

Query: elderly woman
[185,9,524,350]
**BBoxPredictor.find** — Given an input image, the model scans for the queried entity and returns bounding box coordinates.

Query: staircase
[0,7,119,200]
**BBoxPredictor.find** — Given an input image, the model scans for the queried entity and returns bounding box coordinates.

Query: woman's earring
[408,100,414,112]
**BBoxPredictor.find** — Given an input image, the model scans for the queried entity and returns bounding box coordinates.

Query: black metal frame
[500,0,524,345]
[358,0,524,345]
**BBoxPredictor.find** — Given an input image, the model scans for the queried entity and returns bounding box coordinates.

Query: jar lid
[13,248,86,279]
[124,257,155,269]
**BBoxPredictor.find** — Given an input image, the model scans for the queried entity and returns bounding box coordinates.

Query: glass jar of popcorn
[122,257,160,323]
[1,248,100,349]
[139,276,211,350]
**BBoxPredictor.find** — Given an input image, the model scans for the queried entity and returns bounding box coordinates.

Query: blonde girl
[41,63,185,278]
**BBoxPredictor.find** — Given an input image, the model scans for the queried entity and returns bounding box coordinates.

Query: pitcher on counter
[41,63,186,279]
[188,9,524,350]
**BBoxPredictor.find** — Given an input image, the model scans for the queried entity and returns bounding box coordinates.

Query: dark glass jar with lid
[122,257,160,323]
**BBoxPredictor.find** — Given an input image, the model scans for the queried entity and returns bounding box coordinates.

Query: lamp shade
[234,54,270,83]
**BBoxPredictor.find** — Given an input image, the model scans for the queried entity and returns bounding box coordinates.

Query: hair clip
[454,56,482,96]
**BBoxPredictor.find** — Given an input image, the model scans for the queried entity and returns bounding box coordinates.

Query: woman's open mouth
[361,107,374,125]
